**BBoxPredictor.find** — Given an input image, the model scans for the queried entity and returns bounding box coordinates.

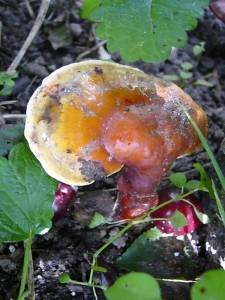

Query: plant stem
[93,222,133,259]
[92,191,197,259]
[87,189,199,289]
[17,236,33,300]
[177,100,225,191]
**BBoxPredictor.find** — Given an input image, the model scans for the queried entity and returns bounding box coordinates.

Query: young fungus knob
[25,60,208,219]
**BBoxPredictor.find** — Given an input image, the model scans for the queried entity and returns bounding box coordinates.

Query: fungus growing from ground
[25,60,208,220]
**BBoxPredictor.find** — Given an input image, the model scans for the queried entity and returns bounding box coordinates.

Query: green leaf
[59,273,77,284]
[116,228,162,272]
[0,143,57,242]
[192,42,205,56]
[184,180,202,191]
[177,101,225,230]
[0,124,25,156]
[179,71,193,79]
[170,172,186,188]
[169,210,188,231]
[88,212,106,228]
[191,269,225,300]
[181,62,193,70]
[82,0,102,19]
[0,71,18,96]
[104,272,162,300]
[0,86,13,96]
[193,163,215,200]
[91,265,108,272]
[211,181,225,228]
[87,0,209,62]
[193,79,214,87]
[194,210,210,224]
[116,227,199,278]
[163,74,180,82]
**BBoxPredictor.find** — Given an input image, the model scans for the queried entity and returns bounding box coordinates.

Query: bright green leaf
[87,0,209,62]
[0,71,18,96]
[163,74,180,82]
[191,269,225,300]
[179,71,193,79]
[181,62,193,70]
[82,0,102,19]
[91,265,108,272]
[170,172,186,188]
[193,79,214,87]
[0,143,57,242]
[104,272,162,300]
[88,212,106,228]
[59,273,76,284]
[192,42,205,56]
[0,86,13,96]
[193,163,215,200]
[184,180,202,191]
[0,124,25,156]
[169,210,188,231]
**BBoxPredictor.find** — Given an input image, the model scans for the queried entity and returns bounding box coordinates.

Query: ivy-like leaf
[169,210,188,231]
[191,269,225,300]
[116,226,202,279]
[0,143,57,242]
[170,172,186,188]
[0,71,18,96]
[0,124,25,156]
[184,180,202,191]
[104,272,162,300]
[82,0,102,19]
[88,212,106,229]
[88,0,209,62]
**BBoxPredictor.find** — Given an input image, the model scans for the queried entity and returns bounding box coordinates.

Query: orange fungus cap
[25,60,208,186]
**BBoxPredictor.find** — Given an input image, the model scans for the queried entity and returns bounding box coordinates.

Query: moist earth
[0,1,225,300]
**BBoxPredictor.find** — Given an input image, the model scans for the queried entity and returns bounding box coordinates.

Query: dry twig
[76,40,107,62]
[24,0,35,19]
[7,0,51,73]
[2,114,26,119]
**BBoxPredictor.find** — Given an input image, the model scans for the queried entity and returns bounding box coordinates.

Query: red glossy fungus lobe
[102,105,189,220]
[151,188,202,236]
[52,182,76,221]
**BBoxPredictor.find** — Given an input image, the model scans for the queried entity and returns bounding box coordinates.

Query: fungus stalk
[102,103,193,219]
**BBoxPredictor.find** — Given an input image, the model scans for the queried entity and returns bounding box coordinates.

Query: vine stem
[17,236,33,300]
[93,222,133,259]
[88,188,199,289]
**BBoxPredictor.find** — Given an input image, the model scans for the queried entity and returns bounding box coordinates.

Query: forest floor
[0,1,225,300]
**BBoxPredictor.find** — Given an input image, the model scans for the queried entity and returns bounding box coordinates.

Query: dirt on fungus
[0,1,225,300]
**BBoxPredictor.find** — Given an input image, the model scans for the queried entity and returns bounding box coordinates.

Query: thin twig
[0,100,18,106]
[7,0,51,73]
[0,21,2,48]
[3,114,26,119]
[24,0,35,19]
[76,40,107,62]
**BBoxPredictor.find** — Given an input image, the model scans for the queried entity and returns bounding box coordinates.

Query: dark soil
[0,1,225,300]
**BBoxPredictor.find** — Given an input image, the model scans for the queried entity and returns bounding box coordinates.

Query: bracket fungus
[25,60,208,220]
